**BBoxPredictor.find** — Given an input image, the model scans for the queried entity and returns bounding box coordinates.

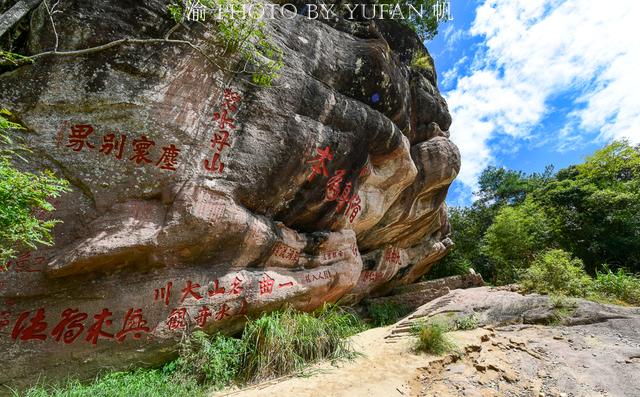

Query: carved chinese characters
[305,146,362,224]
[59,124,181,171]
[204,89,242,174]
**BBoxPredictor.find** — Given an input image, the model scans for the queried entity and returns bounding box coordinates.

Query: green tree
[481,199,554,284]
[428,204,497,280]
[476,165,553,207]
[0,111,69,264]
[535,140,640,273]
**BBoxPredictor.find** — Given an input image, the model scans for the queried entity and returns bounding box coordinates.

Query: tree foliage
[374,0,444,40]
[168,0,284,87]
[431,140,640,288]
[0,111,69,264]
[482,199,553,284]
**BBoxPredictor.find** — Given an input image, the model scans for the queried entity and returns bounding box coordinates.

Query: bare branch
[43,0,59,52]
[22,37,284,88]
[164,22,182,40]
[0,0,43,38]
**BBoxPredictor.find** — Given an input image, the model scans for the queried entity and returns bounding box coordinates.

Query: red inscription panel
[305,145,363,224]
[306,146,334,182]
[154,282,173,306]
[61,123,181,171]
[7,307,150,345]
[272,242,301,263]
[361,271,384,283]
[259,273,275,295]
[181,280,203,302]
[321,250,344,261]
[2,251,46,273]
[384,248,401,265]
[203,88,242,175]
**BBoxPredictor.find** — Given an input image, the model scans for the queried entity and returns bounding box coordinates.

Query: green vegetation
[238,304,364,383]
[452,313,478,331]
[19,369,204,397]
[174,331,243,389]
[20,305,366,396]
[429,140,640,306]
[546,295,578,326]
[168,0,283,87]
[411,52,434,72]
[482,199,554,284]
[411,320,455,355]
[0,50,32,67]
[375,1,446,40]
[592,267,640,305]
[520,249,593,298]
[0,111,69,264]
[367,301,410,326]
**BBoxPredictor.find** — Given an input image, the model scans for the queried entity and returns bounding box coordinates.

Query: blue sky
[425,0,640,205]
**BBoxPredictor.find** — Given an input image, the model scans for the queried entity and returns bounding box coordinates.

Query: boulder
[0,0,459,388]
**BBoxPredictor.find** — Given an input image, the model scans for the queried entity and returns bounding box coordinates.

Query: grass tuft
[453,313,479,331]
[411,321,455,355]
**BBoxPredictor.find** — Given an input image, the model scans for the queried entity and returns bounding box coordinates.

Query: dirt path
[214,325,489,397]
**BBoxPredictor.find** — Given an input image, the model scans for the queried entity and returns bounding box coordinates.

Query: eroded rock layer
[0,0,459,388]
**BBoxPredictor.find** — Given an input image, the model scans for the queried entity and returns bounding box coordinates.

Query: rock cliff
[0,0,459,388]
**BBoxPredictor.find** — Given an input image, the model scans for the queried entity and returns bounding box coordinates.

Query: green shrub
[367,301,410,327]
[411,321,455,355]
[592,267,640,305]
[20,367,204,397]
[1,111,69,264]
[175,331,243,389]
[453,314,478,331]
[520,249,593,297]
[424,256,472,280]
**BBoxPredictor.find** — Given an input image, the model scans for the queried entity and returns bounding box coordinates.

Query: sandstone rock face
[0,0,459,388]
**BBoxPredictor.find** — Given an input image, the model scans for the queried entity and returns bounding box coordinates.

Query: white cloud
[444,0,640,196]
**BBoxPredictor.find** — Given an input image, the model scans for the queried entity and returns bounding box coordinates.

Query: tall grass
[19,304,366,395]
[239,304,365,383]
[175,331,243,389]
[411,321,455,355]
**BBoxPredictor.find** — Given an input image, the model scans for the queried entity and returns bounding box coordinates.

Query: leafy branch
[0,110,69,264]
[167,0,284,87]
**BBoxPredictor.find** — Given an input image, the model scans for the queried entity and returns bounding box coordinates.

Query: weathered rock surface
[0,0,459,389]
[391,287,640,397]
[363,273,484,310]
